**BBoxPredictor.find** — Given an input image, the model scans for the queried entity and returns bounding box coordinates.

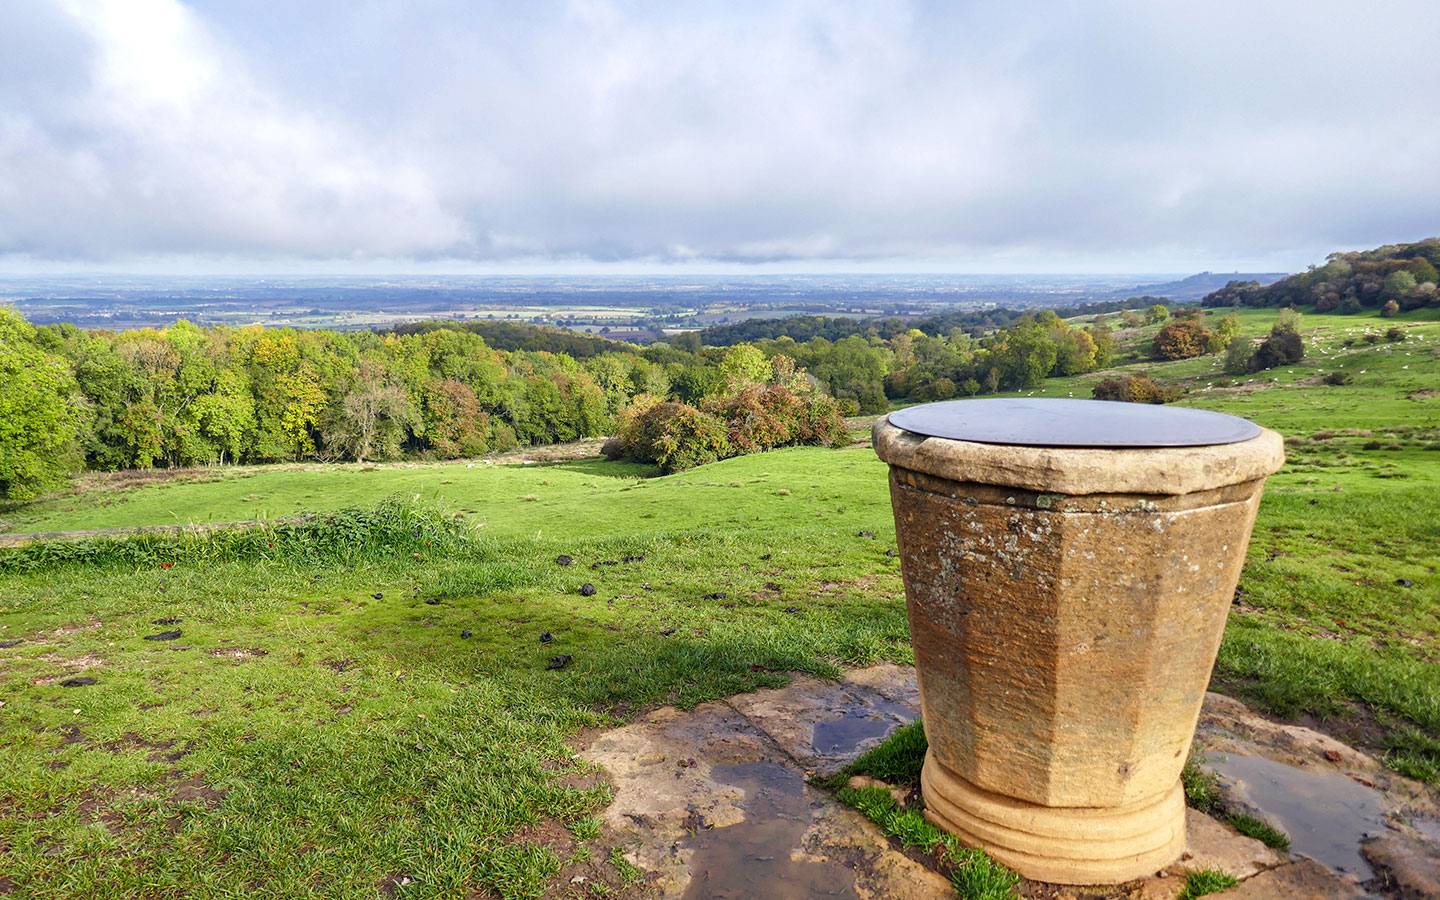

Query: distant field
[0,451,890,540]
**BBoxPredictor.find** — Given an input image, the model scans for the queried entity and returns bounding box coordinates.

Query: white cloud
[0,0,465,260]
[1,0,1438,270]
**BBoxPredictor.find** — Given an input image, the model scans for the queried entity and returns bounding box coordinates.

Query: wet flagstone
[578,666,1439,898]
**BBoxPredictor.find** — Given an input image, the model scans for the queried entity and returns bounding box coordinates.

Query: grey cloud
[2,0,1438,270]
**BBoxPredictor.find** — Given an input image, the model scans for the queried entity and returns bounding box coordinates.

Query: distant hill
[1120,271,1288,302]
[1200,238,1440,313]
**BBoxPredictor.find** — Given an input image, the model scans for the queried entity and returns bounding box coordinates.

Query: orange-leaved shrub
[604,362,848,472]
[1091,374,1181,404]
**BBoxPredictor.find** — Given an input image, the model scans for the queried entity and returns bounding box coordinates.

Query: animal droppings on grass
[579,584,597,596]
[144,629,182,641]
[760,553,772,559]
[660,628,676,636]
[859,530,876,538]
[460,629,472,639]
[153,617,182,625]
[546,654,572,670]
[785,606,799,614]
[702,592,727,600]
[1396,579,1414,587]
[60,677,97,687]
[884,549,897,557]
[372,593,384,599]
[556,555,573,565]
[540,632,553,643]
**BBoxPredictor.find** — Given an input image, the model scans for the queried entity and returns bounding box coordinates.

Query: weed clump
[1178,868,1239,899]
[0,495,465,573]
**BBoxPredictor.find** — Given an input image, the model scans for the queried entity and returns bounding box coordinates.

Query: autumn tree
[1152,320,1211,360]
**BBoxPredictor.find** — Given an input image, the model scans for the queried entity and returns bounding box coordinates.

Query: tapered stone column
[874,399,1284,885]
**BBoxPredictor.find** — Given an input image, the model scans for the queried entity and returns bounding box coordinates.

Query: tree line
[696,295,1171,347]
[0,301,1230,501]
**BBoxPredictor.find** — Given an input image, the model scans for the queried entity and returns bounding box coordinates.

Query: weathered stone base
[921,750,1186,884]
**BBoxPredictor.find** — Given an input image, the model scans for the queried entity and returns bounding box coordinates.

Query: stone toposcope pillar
[873,398,1284,885]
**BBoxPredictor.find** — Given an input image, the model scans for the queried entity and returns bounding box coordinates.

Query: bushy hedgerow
[1248,329,1304,372]
[0,496,467,573]
[604,382,848,473]
[1091,374,1181,404]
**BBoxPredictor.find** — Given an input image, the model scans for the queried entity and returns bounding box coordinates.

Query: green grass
[1181,753,1224,815]
[835,786,1019,899]
[0,305,1436,895]
[0,449,884,540]
[1226,814,1290,852]
[1178,868,1240,899]
[0,482,912,898]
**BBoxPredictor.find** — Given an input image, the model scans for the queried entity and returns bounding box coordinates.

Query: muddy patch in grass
[169,773,226,806]
[206,647,268,661]
[100,732,184,763]
[32,651,104,684]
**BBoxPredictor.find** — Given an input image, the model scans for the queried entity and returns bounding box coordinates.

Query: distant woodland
[3,238,1431,500]
[0,306,1136,499]
[1202,238,1440,315]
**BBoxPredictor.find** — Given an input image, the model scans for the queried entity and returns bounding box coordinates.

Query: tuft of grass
[607,848,644,887]
[947,851,1025,900]
[569,815,602,841]
[1178,868,1240,899]
[1181,752,1223,814]
[481,842,563,900]
[1226,813,1290,851]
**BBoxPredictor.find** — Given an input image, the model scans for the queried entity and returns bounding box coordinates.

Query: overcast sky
[2,0,1438,274]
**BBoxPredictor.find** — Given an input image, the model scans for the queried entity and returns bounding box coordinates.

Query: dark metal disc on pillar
[887,398,1261,448]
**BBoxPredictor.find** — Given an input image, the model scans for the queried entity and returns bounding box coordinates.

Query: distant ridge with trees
[697,295,1172,347]
[1201,238,1440,315]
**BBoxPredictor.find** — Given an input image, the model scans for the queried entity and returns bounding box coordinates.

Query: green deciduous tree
[0,309,88,499]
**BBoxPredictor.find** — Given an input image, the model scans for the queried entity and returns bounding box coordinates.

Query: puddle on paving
[682,762,855,899]
[1206,753,1387,879]
[1413,817,1440,844]
[810,699,916,757]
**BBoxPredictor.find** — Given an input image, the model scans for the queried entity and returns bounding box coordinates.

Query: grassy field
[1,307,1437,898]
